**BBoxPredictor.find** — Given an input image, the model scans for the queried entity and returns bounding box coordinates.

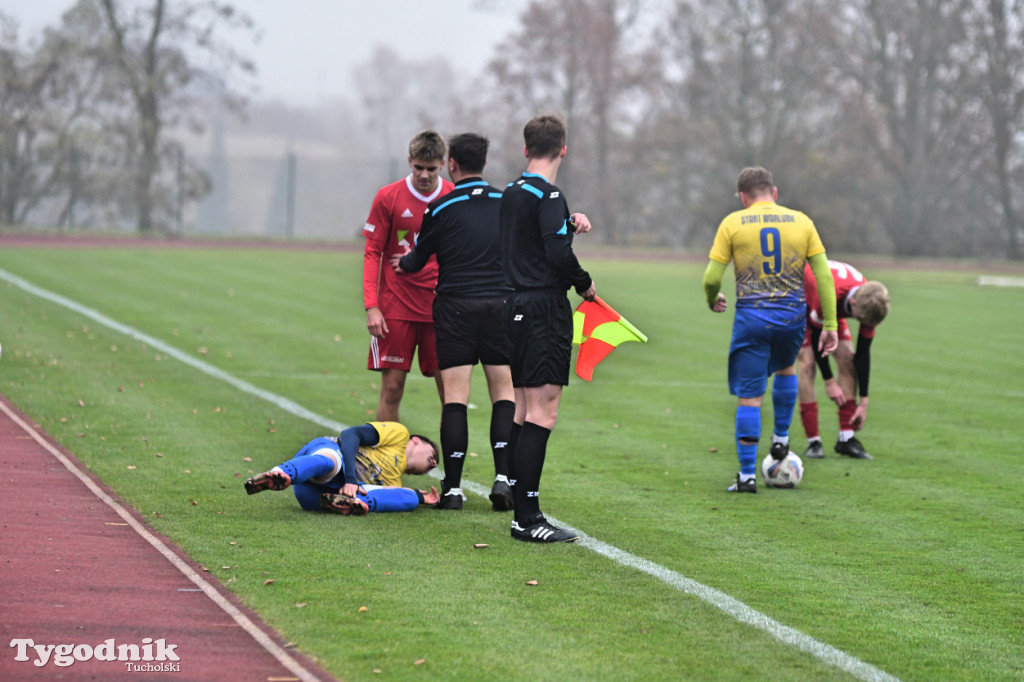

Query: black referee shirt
[499,172,591,293]
[399,177,512,297]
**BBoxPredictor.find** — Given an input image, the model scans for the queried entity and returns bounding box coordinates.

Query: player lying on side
[243,422,440,515]
[798,260,891,460]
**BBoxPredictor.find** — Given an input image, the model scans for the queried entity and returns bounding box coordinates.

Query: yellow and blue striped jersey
[709,200,825,313]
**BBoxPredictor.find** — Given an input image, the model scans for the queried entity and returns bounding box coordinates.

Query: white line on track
[0,267,900,682]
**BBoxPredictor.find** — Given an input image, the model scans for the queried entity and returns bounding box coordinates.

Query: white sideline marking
[0,269,344,434]
[978,275,1024,287]
[0,267,899,682]
[0,400,325,682]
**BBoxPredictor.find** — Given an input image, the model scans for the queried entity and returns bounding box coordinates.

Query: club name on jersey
[741,214,796,225]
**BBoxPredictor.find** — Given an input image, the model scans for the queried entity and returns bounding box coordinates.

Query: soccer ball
[760,452,804,488]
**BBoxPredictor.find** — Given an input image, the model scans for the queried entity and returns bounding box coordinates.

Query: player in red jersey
[798,260,891,460]
[361,130,455,421]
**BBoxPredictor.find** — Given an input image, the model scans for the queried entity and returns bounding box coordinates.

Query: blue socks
[275,453,335,483]
[735,405,761,476]
[772,373,798,441]
[361,487,419,512]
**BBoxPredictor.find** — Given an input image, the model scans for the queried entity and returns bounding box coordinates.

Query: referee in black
[392,132,516,512]
[499,113,596,543]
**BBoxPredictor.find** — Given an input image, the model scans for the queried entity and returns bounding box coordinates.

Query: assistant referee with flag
[499,113,595,543]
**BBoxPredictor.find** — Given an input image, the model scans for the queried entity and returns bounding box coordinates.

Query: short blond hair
[854,282,890,327]
[408,130,446,163]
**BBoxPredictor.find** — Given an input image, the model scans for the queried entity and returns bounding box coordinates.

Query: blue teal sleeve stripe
[522,183,544,199]
[433,194,470,215]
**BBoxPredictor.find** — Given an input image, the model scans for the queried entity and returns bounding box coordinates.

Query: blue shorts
[727,308,806,398]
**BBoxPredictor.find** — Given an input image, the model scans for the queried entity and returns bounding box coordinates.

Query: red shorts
[367,319,438,376]
[802,319,851,348]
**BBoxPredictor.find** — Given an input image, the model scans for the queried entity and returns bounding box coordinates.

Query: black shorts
[433,294,511,370]
[504,290,572,387]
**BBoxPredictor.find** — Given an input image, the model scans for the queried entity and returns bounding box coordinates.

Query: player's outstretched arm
[703,260,728,312]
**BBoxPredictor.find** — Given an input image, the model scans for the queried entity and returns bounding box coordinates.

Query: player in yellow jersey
[244,422,440,514]
[702,167,839,493]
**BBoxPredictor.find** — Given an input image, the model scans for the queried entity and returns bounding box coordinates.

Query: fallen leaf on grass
[189,499,198,506]
[358,606,368,612]
[414,659,426,666]
[242,456,252,462]
[709,447,718,453]
[263,579,274,586]
[295,603,307,608]
[78,400,84,407]
[126,465,136,470]
[526,580,539,586]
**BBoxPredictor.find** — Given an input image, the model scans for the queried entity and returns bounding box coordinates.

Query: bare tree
[484,0,660,243]
[90,0,256,232]
[351,45,459,182]
[0,12,107,226]
[829,0,979,256]
[966,0,1024,259]
[650,0,845,248]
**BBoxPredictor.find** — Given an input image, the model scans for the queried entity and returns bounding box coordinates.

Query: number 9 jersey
[708,199,826,321]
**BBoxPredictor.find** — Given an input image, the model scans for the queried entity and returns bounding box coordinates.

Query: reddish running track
[0,396,339,681]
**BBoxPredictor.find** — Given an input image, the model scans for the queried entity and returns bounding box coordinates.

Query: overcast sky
[4,0,519,106]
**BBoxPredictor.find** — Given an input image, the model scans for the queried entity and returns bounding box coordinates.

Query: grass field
[1,245,1022,682]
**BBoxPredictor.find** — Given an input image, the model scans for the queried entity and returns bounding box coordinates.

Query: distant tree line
[0,0,254,233]
[2,0,1022,259]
